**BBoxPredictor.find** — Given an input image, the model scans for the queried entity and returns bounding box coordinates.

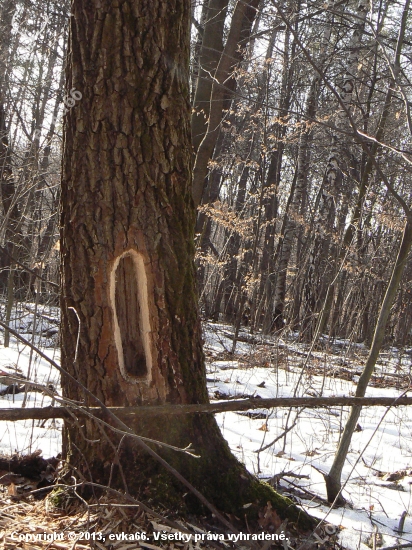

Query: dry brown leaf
[303,450,320,457]
[258,501,282,530]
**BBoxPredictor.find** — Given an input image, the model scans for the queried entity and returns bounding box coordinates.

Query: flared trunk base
[64,413,315,529]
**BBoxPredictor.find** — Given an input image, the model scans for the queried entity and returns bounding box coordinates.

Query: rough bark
[60,0,312,525]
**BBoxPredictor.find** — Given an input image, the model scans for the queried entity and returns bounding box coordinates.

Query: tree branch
[2,395,412,421]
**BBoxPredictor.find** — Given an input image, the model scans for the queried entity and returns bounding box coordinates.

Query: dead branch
[1,395,412,422]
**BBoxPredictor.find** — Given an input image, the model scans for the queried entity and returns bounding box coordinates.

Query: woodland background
[1,0,412,350]
[0,1,412,547]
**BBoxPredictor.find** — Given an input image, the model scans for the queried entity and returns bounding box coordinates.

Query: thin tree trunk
[325,219,412,503]
[270,0,336,330]
[325,0,412,502]
[192,0,260,207]
[302,0,369,340]
[191,0,229,153]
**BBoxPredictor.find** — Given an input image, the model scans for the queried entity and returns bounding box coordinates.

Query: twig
[378,544,412,550]
[0,245,59,288]
[255,421,297,453]
[396,511,408,535]
[13,481,194,538]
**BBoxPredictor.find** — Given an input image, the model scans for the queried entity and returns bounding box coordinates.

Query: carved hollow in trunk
[110,250,152,382]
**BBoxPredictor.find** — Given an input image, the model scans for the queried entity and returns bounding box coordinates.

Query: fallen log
[1,395,412,421]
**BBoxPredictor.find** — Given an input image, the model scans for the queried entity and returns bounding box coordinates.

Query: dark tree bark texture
[60,0,311,525]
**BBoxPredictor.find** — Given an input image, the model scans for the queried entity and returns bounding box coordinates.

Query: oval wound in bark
[110,250,152,381]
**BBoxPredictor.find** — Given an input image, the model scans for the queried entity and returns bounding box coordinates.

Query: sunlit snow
[1,311,412,549]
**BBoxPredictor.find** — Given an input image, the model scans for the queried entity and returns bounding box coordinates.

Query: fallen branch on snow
[1,395,412,421]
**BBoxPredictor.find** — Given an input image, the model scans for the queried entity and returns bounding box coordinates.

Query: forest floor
[0,304,411,549]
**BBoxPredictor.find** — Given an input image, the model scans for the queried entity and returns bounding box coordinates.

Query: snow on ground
[1,309,412,549]
[0,304,61,458]
[205,322,412,550]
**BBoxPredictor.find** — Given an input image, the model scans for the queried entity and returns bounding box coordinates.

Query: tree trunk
[302,0,369,341]
[60,0,312,526]
[191,0,229,153]
[192,0,260,207]
[271,0,335,330]
[0,1,17,293]
[325,219,412,503]
[325,0,412,502]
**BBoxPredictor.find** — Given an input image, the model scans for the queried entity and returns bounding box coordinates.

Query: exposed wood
[1,395,412,422]
[110,250,152,382]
